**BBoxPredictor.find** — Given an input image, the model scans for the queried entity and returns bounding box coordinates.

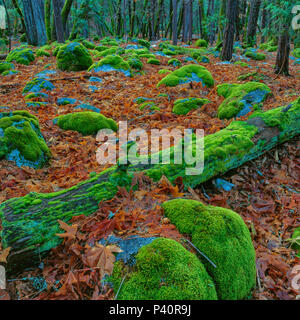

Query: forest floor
[0,39,299,300]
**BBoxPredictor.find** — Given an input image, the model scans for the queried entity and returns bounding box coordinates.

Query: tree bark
[172,0,178,45]
[52,0,65,42]
[246,0,261,46]
[11,0,26,33]
[1,101,299,273]
[221,0,238,61]
[275,26,290,76]
[22,0,47,46]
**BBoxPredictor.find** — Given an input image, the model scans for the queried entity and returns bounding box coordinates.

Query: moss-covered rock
[139,101,160,111]
[89,55,131,77]
[95,46,125,58]
[0,62,14,75]
[36,49,51,57]
[126,56,143,70]
[162,49,177,56]
[291,227,300,257]
[82,40,96,49]
[173,97,210,115]
[217,82,271,119]
[56,42,93,71]
[99,37,119,46]
[0,110,51,168]
[168,58,181,67]
[111,238,218,300]
[56,111,118,136]
[6,46,35,65]
[195,39,208,48]
[162,199,256,300]
[157,64,214,88]
[158,69,172,75]
[137,39,150,49]
[245,51,266,61]
[22,77,55,95]
[234,61,249,67]
[147,58,160,65]
[94,45,110,53]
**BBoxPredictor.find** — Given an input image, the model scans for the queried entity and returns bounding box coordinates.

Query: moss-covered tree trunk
[1,101,299,273]
[45,0,52,42]
[11,0,26,33]
[275,25,290,76]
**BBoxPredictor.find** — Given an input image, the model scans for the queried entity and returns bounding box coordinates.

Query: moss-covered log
[0,99,299,272]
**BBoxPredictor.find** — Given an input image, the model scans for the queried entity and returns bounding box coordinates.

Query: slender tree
[52,0,65,42]
[246,0,261,46]
[221,0,238,61]
[172,0,178,45]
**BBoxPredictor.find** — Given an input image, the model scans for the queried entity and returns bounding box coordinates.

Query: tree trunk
[2,0,11,52]
[61,0,74,38]
[52,0,65,42]
[188,0,193,42]
[11,0,26,33]
[22,0,47,46]
[246,0,261,46]
[275,26,290,76]
[172,0,178,45]
[221,0,238,61]
[261,3,267,43]
[2,101,299,273]
[45,0,52,42]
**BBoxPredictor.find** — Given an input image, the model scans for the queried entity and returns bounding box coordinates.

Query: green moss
[291,227,300,257]
[157,64,214,88]
[137,39,150,49]
[147,58,160,65]
[138,53,156,59]
[100,38,119,46]
[267,46,277,52]
[36,49,51,57]
[168,58,181,66]
[0,110,51,164]
[162,49,177,56]
[95,46,122,58]
[126,56,143,70]
[195,39,208,48]
[293,48,300,58]
[88,55,131,74]
[20,33,27,43]
[56,111,118,136]
[173,98,210,115]
[0,62,14,74]
[217,82,271,119]
[56,42,93,71]
[94,45,110,53]
[158,69,172,75]
[162,199,256,300]
[139,101,160,111]
[82,40,96,49]
[234,61,249,67]
[111,238,217,300]
[6,46,35,65]
[245,51,266,61]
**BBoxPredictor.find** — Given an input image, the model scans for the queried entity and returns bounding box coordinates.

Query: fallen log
[0,98,299,272]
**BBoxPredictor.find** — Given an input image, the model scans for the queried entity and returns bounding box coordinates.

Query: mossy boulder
[217,82,271,119]
[138,53,156,59]
[111,238,218,300]
[137,39,150,49]
[99,37,119,46]
[6,46,35,65]
[126,56,143,70]
[82,40,96,49]
[56,42,93,71]
[162,199,256,300]
[139,101,160,111]
[147,58,160,65]
[22,78,55,95]
[0,62,14,75]
[89,55,131,77]
[195,39,208,48]
[245,51,266,61]
[157,64,214,88]
[56,111,118,136]
[158,69,172,75]
[0,110,51,168]
[94,45,110,53]
[95,46,125,58]
[173,97,210,115]
[36,49,51,57]
[168,58,181,67]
